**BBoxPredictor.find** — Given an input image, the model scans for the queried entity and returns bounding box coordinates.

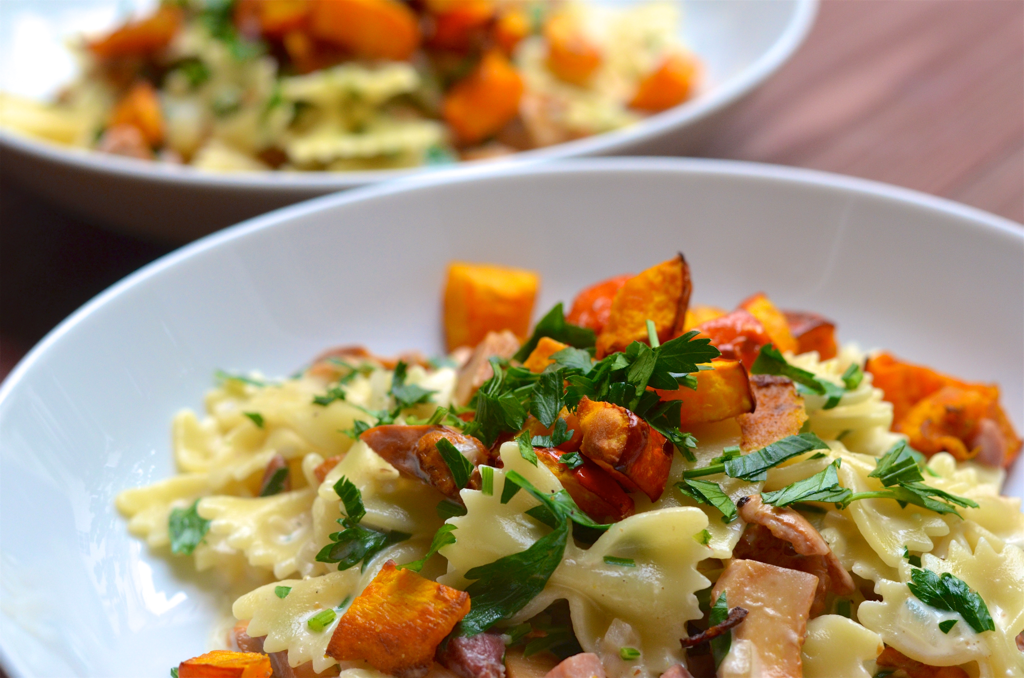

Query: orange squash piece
[595,255,691,358]
[535,447,634,523]
[694,309,772,369]
[865,352,965,423]
[566,274,631,334]
[109,82,165,147]
[427,0,494,51]
[576,397,672,501]
[737,375,808,452]
[258,0,310,37]
[783,311,838,360]
[88,6,182,59]
[443,262,539,351]
[309,0,420,60]
[523,337,570,373]
[739,293,798,355]
[327,561,470,676]
[711,559,818,678]
[544,13,603,86]
[178,651,272,678]
[443,50,525,145]
[629,51,699,112]
[682,304,727,332]
[493,8,531,55]
[654,360,754,426]
[522,409,583,452]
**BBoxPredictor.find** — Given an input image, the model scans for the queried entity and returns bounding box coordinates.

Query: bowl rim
[1,155,1021,407]
[0,0,819,191]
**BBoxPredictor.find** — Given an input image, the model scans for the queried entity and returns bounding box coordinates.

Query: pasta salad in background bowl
[0,159,1019,678]
[0,0,816,241]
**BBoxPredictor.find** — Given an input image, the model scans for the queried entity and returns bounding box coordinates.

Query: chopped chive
[307,608,337,632]
[645,319,660,348]
[619,647,641,661]
[603,556,636,567]
[274,585,292,599]
[694,529,712,546]
[481,466,494,496]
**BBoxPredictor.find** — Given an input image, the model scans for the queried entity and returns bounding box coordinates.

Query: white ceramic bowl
[1,159,1021,678]
[0,0,817,242]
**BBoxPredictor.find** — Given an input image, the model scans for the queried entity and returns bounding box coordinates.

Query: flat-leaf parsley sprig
[316,476,410,572]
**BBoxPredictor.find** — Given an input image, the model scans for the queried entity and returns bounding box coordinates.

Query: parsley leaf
[244,412,264,428]
[559,451,585,470]
[551,346,594,374]
[761,460,852,507]
[481,466,495,495]
[400,524,457,573]
[939,619,958,634]
[532,418,575,447]
[513,304,596,363]
[907,568,995,634]
[652,330,721,377]
[171,668,179,678]
[436,438,474,490]
[869,440,925,486]
[751,344,845,409]
[619,647,641,660]
[259,467,290,497]
[335,476,366,523]
[902,547,922,568]
[437,498,467,520]
[316,476,410,571]
[215,370,270,388]
[515,430,539,466]
[343,419,372,440]
[676,479,738,523]
[275,586,292,599]
[503,470,611,531]
[307,608,336,632]
[390,361,436,410]
[169,499,210,555]
[684,433,829,482]
[709,591,732,669]
[531,370,566,428]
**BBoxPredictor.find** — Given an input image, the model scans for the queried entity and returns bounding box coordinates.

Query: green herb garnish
[751,344,845,409]
[676,479,738,523]
[259,466,290,497]
[603,556,636,567]
[244,412,264,428]
[315,476,410,571]
[400,524,457,573]
[907,568,995,634]
[619,647,641,660]
[307,609,336,633]
[558,451,585,471]
[761,460,851,507]
[684,432,829,481]
[275,586,292,599]
[169,499,210,555]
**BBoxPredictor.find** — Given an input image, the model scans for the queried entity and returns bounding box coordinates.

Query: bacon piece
[544,653,606,678]
[576,397,672,501]
[738,293,798,355]
[535,447,635,523]
[596,255,691,358]
[437,632,506,678]
[653,360,754,426]
[453,330,521,406]
[327,561,470,678]
[694,309,772,369]
[782,311,838,360]
[178,651,272,678]
[679,606,748,648]
[523,337,570,373]
[258,454,291,495]
[737,375,807,452]
[361,425,488,499]
[711,560,818,678]
[566,274,632,334]
[875,647,969,678]
[314,455,343,484]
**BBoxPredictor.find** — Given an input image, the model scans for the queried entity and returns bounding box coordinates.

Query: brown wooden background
[2,0,1022,387]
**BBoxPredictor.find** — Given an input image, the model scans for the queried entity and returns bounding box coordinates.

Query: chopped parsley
[531,370,566,428]
[834,598,852,618]
[259,466,290,497]
[902,547,922,568]
[907,568,995,634]
[558,451,585,471]
[694,529,712,546]
[619,647,641,660]
[170,58,210,88]
[400,524,457,573]
[515,430,539,466]
[709,591,732,669]
[939,619,958,634]
[244,412,264,428]
[842,363,864,390]
[274,586,292,599]
[603,556,636,567]
[343,419,373,440]
[513,303,596,363]
[315,476,410,571]
[307,609,336,633]
[436,498,467,520]
[215,370,271,388]
[683,432,829,481]
[390,361,437,410]
[169,499,210,555]
[750,344,845,409]
[676,478,738,523]
[436,438,473,489]
[531,418,575,448]
[761,460,851,507]
[170,669,178,678]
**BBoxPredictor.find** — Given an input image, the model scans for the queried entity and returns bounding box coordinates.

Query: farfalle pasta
[116,257,1023,678]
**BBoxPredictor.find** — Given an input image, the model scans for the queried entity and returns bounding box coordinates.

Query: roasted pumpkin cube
[309,0,420,60]
[629,51,699,112]
[575,397,672,501]
[523,337,570,373]
[783,311,838,360]
[694,309,772,369]
[443,50,525,145]
[178,651,272,678]
[493,8,530,55]
[654,360,754,426]
[109,82,164,146]
[535,447,634,523]
[711,559,818,678]
[427,0,494,51]
[596,255,691,358]
[682,304,727,332]
[327,561,471,677]
[88,6,182,59]
[544,13,603,86]
[361,425,488,498]
[522,409,583,452]
[257,0,310,36]
[444,262,539,351]
[739,293,798,355]
[737,375,808,451]
[896,385,1019,463]
[865,352,967,423]
[566,274,631,334]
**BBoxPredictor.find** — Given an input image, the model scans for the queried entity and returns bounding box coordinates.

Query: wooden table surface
[1,0,1022,384]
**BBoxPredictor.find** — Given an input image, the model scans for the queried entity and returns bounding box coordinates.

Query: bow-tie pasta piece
[801,614,883,678]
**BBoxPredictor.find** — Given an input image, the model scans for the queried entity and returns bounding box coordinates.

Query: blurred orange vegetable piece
[654,360,754,426]
[109,82,165,147]
[865,352,961,423]
[739,293,798,355]
[595,255,691,358]
[443,261,539,351]
[427,0,494,51]
[693,309,772,369]
[683,304,727,332]
[178,651,272,678]
[544,13,603,86]
[737,375,808,451]
[535,447,635,523]
[783,311,838,360]
[629,51,699,112]
[327,560,470,676]
[443,50,525,144]
[566,274,631,334]
[88,6,182,59]
[493,8,531,55]
[576,397,672,501]
[258,0,310,37]
[523,337,570,373]
[309,0,421,60]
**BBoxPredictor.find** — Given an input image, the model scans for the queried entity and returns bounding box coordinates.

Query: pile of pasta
[117,256,1024,678]
[0,0,698,173]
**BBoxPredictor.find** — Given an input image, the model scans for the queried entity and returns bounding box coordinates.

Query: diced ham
[544,653,606,678]
[453,330,521,406]
[711,560,818,678]
[437,632,506,678]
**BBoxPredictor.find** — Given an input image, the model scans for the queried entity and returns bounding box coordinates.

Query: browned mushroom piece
[360,425,488,499]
